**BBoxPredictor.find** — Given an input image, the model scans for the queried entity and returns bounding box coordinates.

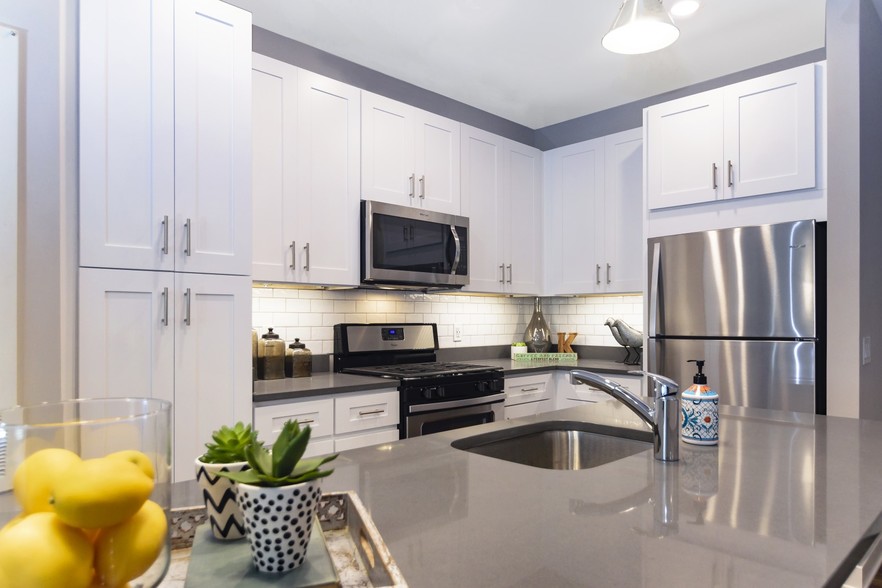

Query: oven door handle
[449,225,461,275]
[408,393,505,414]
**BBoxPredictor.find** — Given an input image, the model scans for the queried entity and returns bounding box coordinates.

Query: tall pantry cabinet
[78,0,253,481]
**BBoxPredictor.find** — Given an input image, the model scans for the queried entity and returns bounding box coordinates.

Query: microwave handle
[450,225,461,275]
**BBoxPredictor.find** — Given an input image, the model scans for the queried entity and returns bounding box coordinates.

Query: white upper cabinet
[251,54,298,282]
[461,126,542,295]
[602,128,644,293]
[294,69,361,286]
[545,129,643,295]
[545,137,605,294]
[723,64,816,199]
[362,92,460,214]
[174,0,252,276]
[251,56,360,286]
[505,142,543,294]
[79,0,175,272]
[646,64,816,210]
[461,127,504,293]
[80,0,252,275]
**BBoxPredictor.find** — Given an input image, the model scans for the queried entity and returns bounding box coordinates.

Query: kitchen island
[302,402,882,587]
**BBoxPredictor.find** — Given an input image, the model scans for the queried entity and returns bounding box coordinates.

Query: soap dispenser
[680,359,719,446]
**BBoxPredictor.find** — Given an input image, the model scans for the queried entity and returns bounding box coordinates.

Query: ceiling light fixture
[669,0,700,17]
[602,0,680,55]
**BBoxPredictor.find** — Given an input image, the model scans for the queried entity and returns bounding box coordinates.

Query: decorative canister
[680,359,719,445]
[288,338,313,378]
[523,297,551,353]
[257,328,285,380]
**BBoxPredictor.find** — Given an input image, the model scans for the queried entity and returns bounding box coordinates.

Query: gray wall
[859,1,882,418]
[255,25,825,151]
[0,0,78,406]
[826,0,882,419]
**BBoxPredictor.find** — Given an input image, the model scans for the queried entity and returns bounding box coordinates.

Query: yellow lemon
[12,447,82,514]
[0,511,94,588]
[52,457,154,529]
[105,449,156,480]
[0,513,26,536]
[94,500,167,587]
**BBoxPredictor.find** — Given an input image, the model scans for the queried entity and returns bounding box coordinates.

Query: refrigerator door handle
[649,242,661,337]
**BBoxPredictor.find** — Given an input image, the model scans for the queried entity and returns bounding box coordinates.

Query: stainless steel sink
[451,420,653,470]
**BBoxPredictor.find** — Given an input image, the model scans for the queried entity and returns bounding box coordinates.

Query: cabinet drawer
[505,373,552,406]
[505,399,552,420]
[253,397,334,444]
[334,389,399,435]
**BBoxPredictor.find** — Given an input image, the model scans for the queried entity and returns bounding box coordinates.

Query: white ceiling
[227,0,827,129]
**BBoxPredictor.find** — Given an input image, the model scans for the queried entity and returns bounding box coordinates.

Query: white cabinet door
[461,126,541,295]
[79,0,175,272]
[505,141,543,295]
[461,126,505,293]
[415,111,461,215]
[361,92,416,207]
[78,268,175,405]
[545,137,605,294]
[251,54,298,283]
[173,272,252,481]
[646,89,724,210]
[174,0,251,276]
[361,92,460,214]
[724,64,816,199]
[504,400,552,420]
[602,128,643,293]
[295,70,361,286]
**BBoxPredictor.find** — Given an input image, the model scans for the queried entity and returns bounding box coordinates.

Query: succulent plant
[200,422,260,464]
[218,420,337,487]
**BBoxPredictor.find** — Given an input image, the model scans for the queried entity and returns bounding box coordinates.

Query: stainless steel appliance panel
[362,200,469,287]
[648,220,816,339]
[646,338,816,413]
[341,324,437,353]
[404,400,504,438]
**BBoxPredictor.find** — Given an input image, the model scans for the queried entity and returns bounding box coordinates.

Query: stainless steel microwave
[361,200,469,288]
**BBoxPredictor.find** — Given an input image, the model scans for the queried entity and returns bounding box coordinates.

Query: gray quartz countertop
[300,403,882,588]
[253,357,633,403]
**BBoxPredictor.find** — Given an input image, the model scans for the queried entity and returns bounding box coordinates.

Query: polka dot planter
[235,480,323,573]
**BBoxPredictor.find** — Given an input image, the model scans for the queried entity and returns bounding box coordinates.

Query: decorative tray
[512,352,578,362]
[170,491,406,587]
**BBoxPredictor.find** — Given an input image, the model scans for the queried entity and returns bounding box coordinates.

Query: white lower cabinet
[555,372,644,409]
[78,267,252,482]
[504,373,553,420]
[253,389,400,455]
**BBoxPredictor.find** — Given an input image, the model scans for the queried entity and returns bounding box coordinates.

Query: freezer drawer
[647,338,816,413]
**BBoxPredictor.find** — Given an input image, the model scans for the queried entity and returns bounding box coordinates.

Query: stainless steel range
[333,323,505,439]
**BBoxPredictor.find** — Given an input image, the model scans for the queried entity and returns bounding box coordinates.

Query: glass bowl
[0,398,171,587]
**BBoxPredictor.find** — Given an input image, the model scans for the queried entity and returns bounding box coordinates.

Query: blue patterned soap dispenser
[681,359,719,446]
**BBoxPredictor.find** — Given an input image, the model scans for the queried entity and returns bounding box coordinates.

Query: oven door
[362,200,469,287]
[403,394,504,439]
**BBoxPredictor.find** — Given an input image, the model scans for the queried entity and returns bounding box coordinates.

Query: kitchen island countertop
[303,403,882,587]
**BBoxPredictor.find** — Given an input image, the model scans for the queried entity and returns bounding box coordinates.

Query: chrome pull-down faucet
[569,370,680,462]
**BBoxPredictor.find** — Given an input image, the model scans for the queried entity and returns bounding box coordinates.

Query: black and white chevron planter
[194,458,249,541]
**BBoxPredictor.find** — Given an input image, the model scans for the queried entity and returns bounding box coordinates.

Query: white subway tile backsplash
[251,288,643,352]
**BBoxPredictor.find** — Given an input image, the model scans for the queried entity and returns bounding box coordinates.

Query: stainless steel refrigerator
[646,220,825,414]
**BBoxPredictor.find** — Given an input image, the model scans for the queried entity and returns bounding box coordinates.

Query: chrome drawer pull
[358,409,385,417]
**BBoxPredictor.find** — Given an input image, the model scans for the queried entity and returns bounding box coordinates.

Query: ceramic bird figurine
[604,317,644,365]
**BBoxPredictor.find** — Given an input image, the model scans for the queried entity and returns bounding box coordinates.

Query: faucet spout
[570,370,680,462]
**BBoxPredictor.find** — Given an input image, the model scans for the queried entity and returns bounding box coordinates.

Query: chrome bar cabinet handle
[183,288,192,326]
